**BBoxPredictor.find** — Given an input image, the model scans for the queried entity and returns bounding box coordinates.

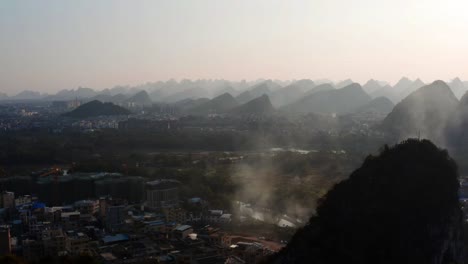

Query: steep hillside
[230,94,275,115]
[188,93,239,114]
[382,80,458,142]
[282,83,371,114]
[270,139,463,264]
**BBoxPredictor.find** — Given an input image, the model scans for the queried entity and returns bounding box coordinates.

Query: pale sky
[1,0,468,94]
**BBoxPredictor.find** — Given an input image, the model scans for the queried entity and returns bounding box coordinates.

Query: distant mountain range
[9,90,45,100]
[230,94,275,115]
[188,93,239,115]
[2,78,467,106]
[163,87,209,103]
[353,96,395,116]
[3,78,468,124]
[303,83,334,96]
[270,84,304,107]
[235,90,255,105]
[362,79,386,94]
[123,90,152,106]
[281,83,372,115]
[371,77,425,103]
[63,100,131,118]
[45,87,97,101]
[335,79,354,89]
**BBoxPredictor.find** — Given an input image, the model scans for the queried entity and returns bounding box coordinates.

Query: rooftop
[102,234,130,244]
[174,225,192,232]
[146,179,181,190]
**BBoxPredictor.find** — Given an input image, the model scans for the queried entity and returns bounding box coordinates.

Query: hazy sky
[1,0,468,94]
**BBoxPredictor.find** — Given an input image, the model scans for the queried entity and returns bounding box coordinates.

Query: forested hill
[63,100,131,118]
[269,139,464,264]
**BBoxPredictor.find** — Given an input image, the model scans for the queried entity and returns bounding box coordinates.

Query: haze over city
[2,1,468,263]
[2,0,468,94]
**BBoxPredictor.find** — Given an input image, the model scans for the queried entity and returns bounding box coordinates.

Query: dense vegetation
[0,127,362,217]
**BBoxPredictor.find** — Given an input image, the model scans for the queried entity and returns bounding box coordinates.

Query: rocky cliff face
[269,139,464,264]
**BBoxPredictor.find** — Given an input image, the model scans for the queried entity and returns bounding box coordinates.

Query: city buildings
[145,179,180,210]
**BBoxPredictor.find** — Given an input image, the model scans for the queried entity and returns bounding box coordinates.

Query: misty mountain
[282,83,371,115]
[303,83,335,96]
[398,78,425,99]
[381,80,458,142]
[260,80,282,92]
[124,90,152,106]
[290,79,316,92]
[362,79,385,94]
[87,93,113,103]
[0,92,8,100]
[111,94,127,103]
[314,79,333,85]
[172,98,210,112]
[11,90,44,100]
[393,77,425,101]
[187,93,239,115]
[212,85,239,98]
[235,90,254,104]
[87,93,127,104]
[45,87,97,101]
[448,77,466,99]
[235,80,282,104]
[148,89,168,102]
[163,87,209,103]
[369,84,393,100]
[370,77,425,103]
[335,79,354,89]
[230,94,275,115]
[269,85,305,107]
[107,85,130,96]
[248,82,273,97]
[353,96,395,115]
[270,139,463,264]
[63,100,131,118]
[445,91,468,149]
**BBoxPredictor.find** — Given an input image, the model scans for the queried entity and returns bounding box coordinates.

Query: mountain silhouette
[291,79,316,92]
[270,139,464,264]
[445,90,468,149]
[381,80,458,142]
[303,83,335,96]
[335,79,354,89]
[63,100,130,118]
[124,90,152,106]
[163,87,209,103]
[362,79,385,94]
[230,94,275,115]
[212,85,239,98]
[282,83,371,114]
[353,96,394,115]
[11,90,43,100]
[449,77,467,100]
[249,82,273,96]
[173,98,210,112]
[270,85,305,107]
[235,90,254,104]
[188,93,239,114]
[372,78,425,103]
